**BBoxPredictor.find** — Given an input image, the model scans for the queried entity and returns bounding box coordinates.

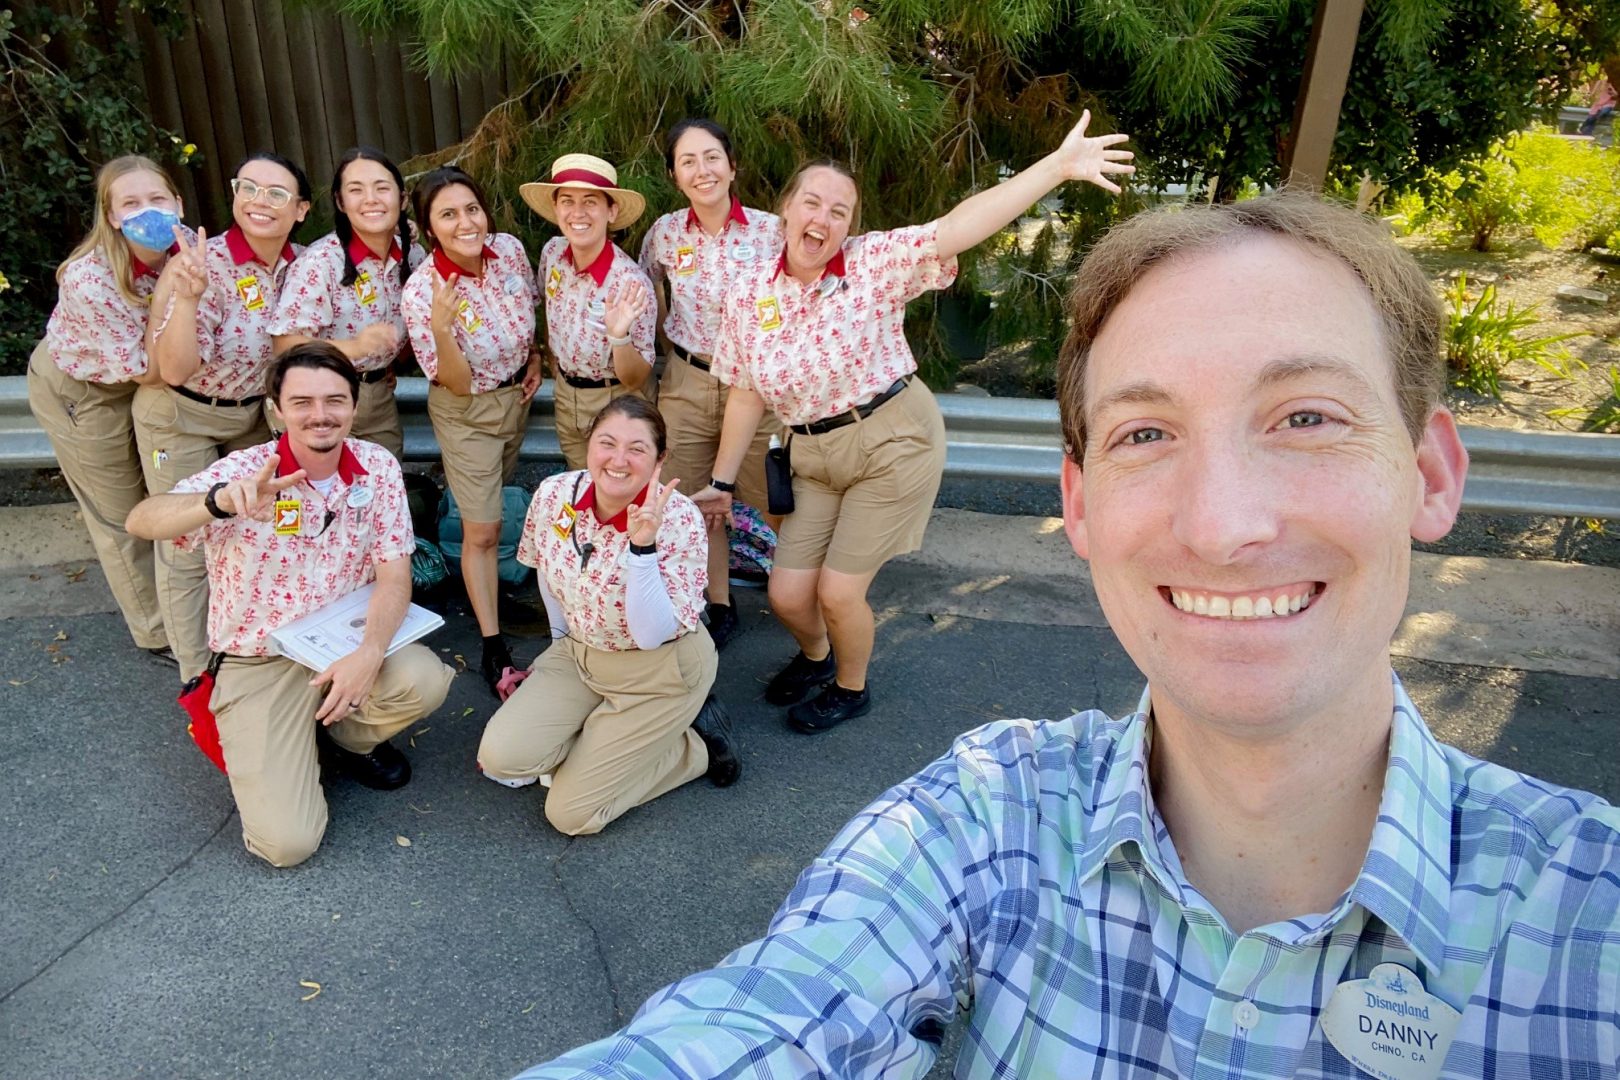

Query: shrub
[1401,128,1620,252]
[0,5,191,376]
[1443,274,1575,396]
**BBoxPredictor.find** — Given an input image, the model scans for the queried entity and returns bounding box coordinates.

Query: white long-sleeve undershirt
[542,550,680,650]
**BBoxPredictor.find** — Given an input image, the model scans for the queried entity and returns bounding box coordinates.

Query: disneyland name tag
[731,242,757,262]
[1321,964,1459,1080]
[347,485,373,509]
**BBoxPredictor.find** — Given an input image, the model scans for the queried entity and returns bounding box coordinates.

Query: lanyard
[568,473,595,574]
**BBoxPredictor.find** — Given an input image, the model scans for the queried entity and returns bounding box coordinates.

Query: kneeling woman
[477,397,740,836]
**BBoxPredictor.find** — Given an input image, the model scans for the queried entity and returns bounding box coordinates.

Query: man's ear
[1061,454,1091,560]
[1410,407,1469,543]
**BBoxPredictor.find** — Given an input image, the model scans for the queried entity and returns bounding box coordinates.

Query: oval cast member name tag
[1320,963,1459,1080]
[732,242,757,262]
[347,485,373,509]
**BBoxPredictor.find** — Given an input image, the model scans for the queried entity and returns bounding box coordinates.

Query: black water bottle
[765,434,794,516]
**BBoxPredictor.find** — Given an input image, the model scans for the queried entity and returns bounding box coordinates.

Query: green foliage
[1400,129,1620,252]
[0,4,191,375]
[1548,362,1620,433]
[1443,274,1576,396]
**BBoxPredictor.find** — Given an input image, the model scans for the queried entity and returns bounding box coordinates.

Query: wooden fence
[71,0,520,228]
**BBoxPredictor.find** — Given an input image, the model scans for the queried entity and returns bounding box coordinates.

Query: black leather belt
[561,371,620,390]
[494,368,524,390]
[175,385,265,409]
[790,377,911,436]
[670,342,711,373]
[357,366,392,385]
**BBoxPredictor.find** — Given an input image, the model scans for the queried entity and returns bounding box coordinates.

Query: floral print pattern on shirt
[639,203,782,356]
[539,238,655,382]
[516,469,707,651]
[712,223,957,426]
[269,232,424,372]
[173,437,415,656]
[402,232,537,392]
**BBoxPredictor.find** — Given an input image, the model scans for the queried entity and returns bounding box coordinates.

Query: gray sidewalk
[1,506,1616,1079]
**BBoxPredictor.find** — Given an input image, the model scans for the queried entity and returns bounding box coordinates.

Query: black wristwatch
[204,481,235,519]
[709,478,736,494]
[628,541,657,556]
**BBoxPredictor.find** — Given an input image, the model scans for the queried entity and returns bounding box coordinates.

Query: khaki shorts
[776,379,946,575]
[553,377,646,472]
[656,350,778,513]
[427,382,528,523]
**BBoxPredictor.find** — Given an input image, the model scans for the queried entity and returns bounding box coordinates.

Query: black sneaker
[764,649,836,706]
[692,695,742,787]
[704,602,740,651]
[320,731,412,790]
[787,683,872,734]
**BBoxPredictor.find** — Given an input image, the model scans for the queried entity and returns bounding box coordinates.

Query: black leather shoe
[692,695,741,787]
[787,684,872,734]
[764,649,836,706]
[704,602,740,651]
[324,734,412,790]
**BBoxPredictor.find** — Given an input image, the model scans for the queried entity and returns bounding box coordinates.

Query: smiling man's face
[1062,232,1465,734]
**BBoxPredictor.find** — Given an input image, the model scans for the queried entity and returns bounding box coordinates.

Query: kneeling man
[519,194,1620,1076]
[129,343,453,867]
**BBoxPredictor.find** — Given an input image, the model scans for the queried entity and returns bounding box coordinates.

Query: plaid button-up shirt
[521,675,1620,1078]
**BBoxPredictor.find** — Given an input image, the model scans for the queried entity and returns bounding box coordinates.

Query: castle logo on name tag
[1320,964,1460,1080]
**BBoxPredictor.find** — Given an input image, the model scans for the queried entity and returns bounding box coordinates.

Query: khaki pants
[26,343,166,649]
[426,383,528,523]
[778,380,946,574]
[553,378,645,472]
[132,384,271,680]
[211,644,453,867]
[656,350,778,513]
[477,631,715,836]
[270,376,402,459]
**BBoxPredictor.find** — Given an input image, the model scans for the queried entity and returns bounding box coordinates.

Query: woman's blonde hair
[57,155,181,309]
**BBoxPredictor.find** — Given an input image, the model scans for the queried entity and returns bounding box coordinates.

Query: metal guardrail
[4,375,1619,519]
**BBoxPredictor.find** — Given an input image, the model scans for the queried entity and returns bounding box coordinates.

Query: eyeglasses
[230,178,297,209]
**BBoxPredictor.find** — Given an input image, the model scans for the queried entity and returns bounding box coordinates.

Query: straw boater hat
[519,154,646,231]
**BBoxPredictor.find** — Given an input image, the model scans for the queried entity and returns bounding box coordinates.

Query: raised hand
[429,269,461,333]
[603,279,650,341]
[627,478,680,548]
[217,452,307,521]
[164,224,209,301]
[1053,110,1135,194]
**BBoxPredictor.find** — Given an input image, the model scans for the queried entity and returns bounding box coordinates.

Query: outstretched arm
[934,109,1134,262]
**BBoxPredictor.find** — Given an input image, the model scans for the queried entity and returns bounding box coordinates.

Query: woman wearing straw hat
[519,154,656,471]
[401,165,542,696]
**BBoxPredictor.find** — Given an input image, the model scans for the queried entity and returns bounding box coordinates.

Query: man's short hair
[266,342,360,404]
[1057,192,1443,458]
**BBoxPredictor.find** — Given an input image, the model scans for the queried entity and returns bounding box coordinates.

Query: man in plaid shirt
[519,194,1620,1078]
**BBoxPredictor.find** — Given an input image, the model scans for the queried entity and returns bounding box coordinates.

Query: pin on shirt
[732,242,757,263]
[354,272,377,306]
[347,484,373,509]
[237,275,266,311]
[274,499,302,535]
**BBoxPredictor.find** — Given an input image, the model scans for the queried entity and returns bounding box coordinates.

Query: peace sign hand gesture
[604,279,649,341]
[216,453,306,522]
[627,478,679,549]
[430,269,461,333]
[1053,110,1135,194]
[163,225,209,301]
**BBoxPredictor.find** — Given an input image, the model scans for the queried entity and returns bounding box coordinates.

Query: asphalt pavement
[1,505,1616,1079]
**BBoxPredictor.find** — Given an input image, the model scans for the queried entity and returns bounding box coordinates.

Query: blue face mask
[119,206,181,252]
